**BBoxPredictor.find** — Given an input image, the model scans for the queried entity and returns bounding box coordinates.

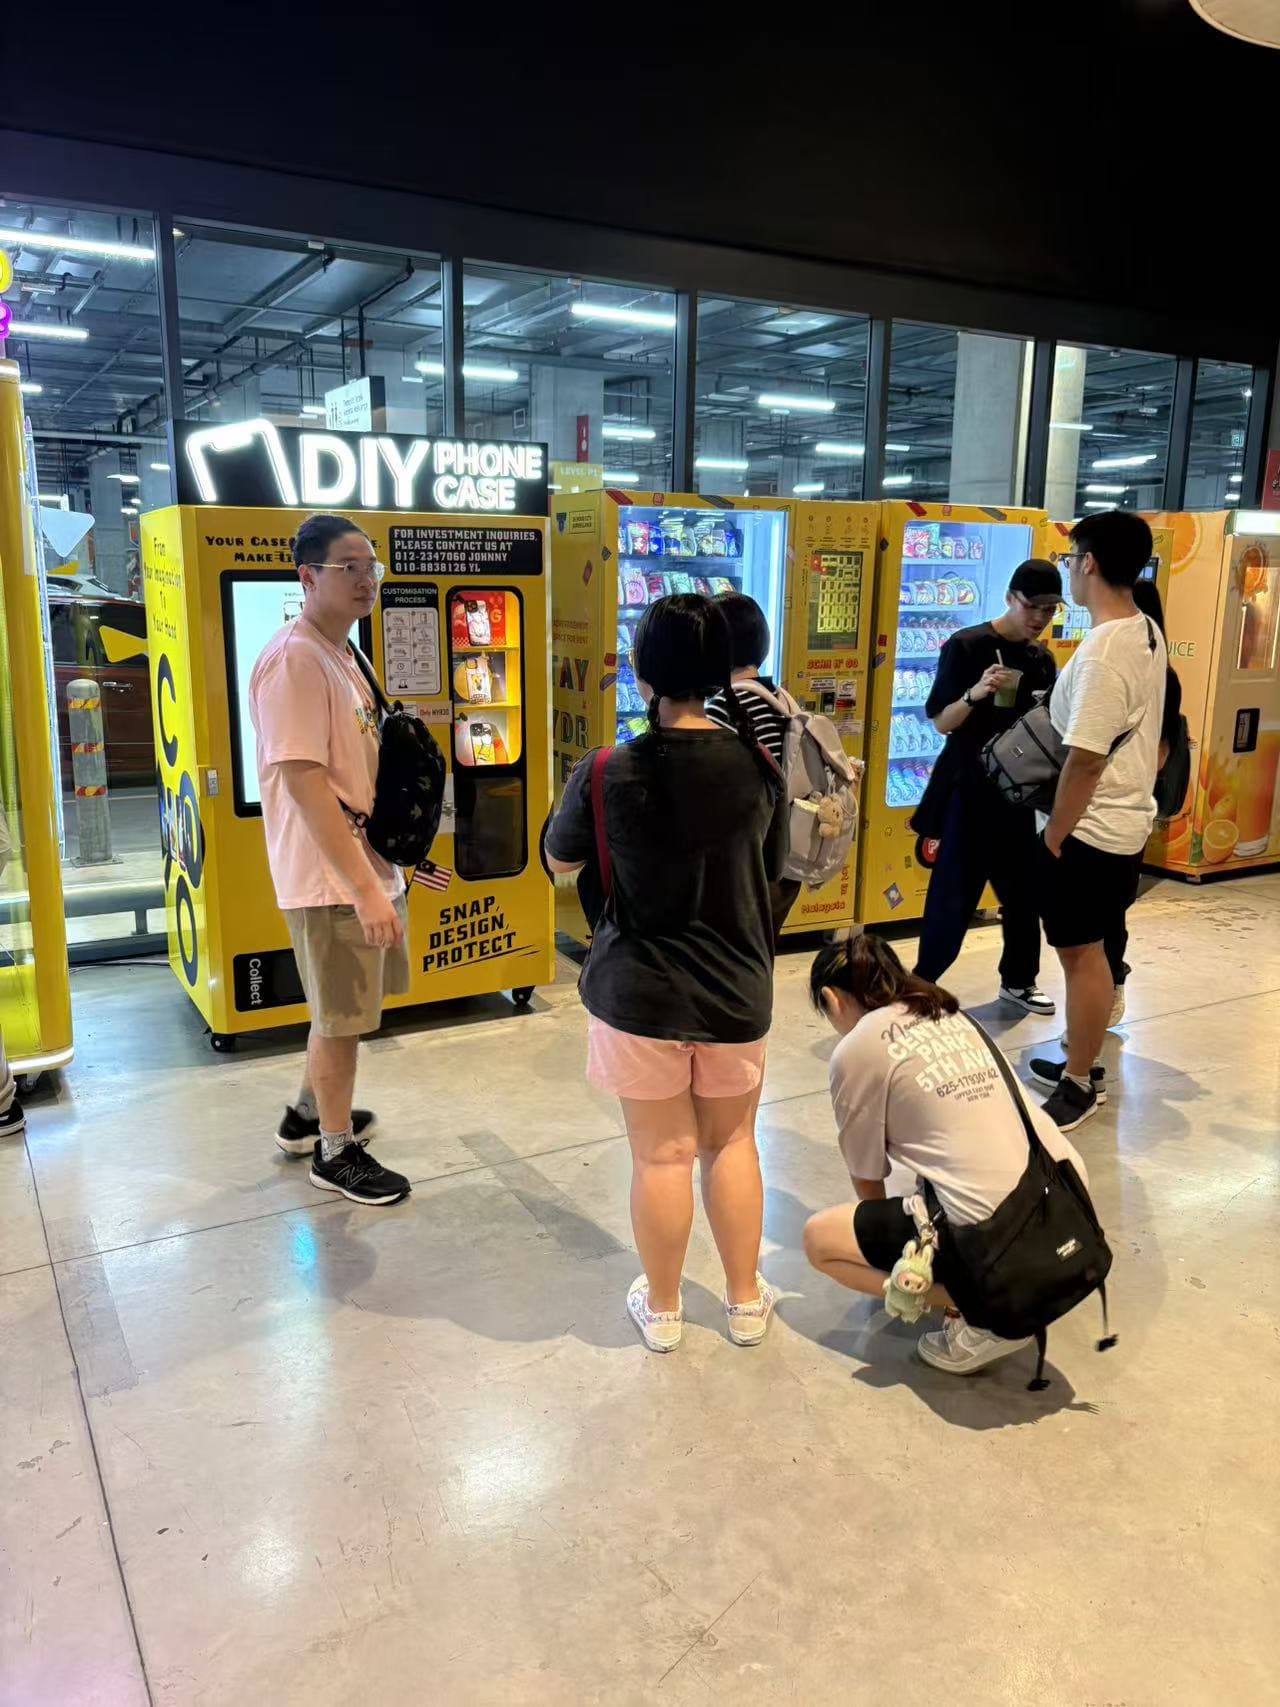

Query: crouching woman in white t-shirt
[802,933,1087,1376]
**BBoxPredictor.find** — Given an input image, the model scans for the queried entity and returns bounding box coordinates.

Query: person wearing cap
[910,559,1063,1013]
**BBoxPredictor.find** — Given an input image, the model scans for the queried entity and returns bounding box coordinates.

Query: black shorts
[853,1197,960,1291]
[1039,833,1141,951]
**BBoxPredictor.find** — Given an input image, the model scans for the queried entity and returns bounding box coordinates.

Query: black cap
[1008,558,1063,603]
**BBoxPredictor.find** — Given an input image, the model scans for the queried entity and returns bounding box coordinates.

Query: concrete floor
[3,874,1277,1705]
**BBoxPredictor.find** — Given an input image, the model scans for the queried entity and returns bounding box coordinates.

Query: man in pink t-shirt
[249,513,410,1207]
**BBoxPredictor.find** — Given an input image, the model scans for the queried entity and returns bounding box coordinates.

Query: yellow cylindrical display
[0,359,73,1073]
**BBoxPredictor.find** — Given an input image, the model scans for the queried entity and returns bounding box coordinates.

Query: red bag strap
[590,746,613,901]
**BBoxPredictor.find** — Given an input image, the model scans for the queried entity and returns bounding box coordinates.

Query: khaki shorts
[284,895,410,1037]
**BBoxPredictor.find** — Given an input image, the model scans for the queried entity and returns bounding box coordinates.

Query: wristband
[962,688,977,707]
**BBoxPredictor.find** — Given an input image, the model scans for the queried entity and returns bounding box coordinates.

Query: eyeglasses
[306,560,386,582]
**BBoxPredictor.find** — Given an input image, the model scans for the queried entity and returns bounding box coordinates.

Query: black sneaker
[0,1096,26,1138]
[1040,1074,1099,1132]
[1028,1056,1107,1104]
[309,1143,410,1206]
[276,1106,376,1155]
[999,984,1056,1016]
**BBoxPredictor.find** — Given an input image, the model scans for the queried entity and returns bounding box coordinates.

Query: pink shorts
[586,1015,767,1101]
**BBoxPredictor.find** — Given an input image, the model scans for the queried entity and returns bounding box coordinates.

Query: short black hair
[292,513,369,571]
[715,591,771,670]
[1069,510,1153,589]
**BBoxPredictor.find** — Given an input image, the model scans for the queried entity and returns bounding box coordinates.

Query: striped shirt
[705,676,788,765]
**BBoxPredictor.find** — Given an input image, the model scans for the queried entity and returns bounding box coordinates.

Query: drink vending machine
[854,499,1049,927]
[550,486,878,940]
[142,423,555,1049]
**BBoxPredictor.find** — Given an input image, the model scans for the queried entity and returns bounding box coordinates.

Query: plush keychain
[882,1195,940,1324]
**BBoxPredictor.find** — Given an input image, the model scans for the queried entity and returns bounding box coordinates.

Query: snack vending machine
[550,488,878,940]
[1140,509,1280,879]
[1037,518,1173,672]
[855,500,1048,927]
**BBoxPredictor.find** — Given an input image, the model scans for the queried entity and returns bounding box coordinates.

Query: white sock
[320,1126,352,1162]
[1064,1071,1093,1095]
[295,1083,319,1121]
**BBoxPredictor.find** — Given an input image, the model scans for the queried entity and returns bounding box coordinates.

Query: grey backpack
[735,679,861,887]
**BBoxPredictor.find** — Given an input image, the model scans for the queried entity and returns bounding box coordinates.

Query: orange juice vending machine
[856,500,1047,927]
[1142,509,1280,878]
[549,487,877,937]
[142,424,554,1048]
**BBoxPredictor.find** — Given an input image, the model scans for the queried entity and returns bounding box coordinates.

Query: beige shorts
[284,895,410,1037]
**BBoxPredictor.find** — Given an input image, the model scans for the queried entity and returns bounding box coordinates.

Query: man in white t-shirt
[1028,511,1165,1132]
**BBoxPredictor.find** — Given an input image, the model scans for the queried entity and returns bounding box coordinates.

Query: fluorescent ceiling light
[1085,483,1126,495]
[0,225,155,262]
[570,302,676,330]
[413,360,521,382]
[150,462,171,473]
[793,481,824,494]
[9,321,89,341]
[300,404,327,416]
[1228,472,1242,483]
[695,456,750,471]
[1051,420,1095,431]
[705,390,751,403]
[757,392,837,413]
[602,471,640,483]
[121,506,138,515]
[1092,453,1158,469]
[1082,500,1116,509]
[885,441,911,452]
[603,425,657,441]
[883,475,911,488]
[814,441,865,457]
[107,472,141,483]
[1242,387,1253,399]
[19,381,43,395]
[38,492,67,503]
[401,375,424,383]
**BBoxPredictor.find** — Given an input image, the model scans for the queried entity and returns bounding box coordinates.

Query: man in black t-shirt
[912,559,1061,1013]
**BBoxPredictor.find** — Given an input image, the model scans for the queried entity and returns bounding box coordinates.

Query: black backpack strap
[348,642,395,720]
[1097,1280,1118,1352]
[966,1016,1045,1160]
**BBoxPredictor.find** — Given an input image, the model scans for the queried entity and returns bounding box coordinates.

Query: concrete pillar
[1046,345,1087,520]
[531,366,605,464]
[87,452,130,595]
[949,333,1026,505]
[696,419,748,495]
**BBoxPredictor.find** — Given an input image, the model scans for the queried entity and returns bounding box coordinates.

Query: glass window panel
[886,324,1033,506]
[693,298,868,498]
[1187,359,1253,509]
[3,199,171,951]
[176,228,444,436]
[462,266,675,487]
[1047,344,1176,520]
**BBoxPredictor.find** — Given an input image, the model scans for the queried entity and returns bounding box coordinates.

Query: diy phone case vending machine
[550,486,878,942]
[142,423,555,1049]
[855,499,1048,928]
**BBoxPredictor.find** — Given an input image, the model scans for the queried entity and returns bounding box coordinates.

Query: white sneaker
[724,1272,777,1346]
[917,1314,1031,1375]
[999,984,1056,1016]
[627,1275,683,1352]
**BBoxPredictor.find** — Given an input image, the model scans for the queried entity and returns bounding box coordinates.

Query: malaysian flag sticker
[412,861,453,893]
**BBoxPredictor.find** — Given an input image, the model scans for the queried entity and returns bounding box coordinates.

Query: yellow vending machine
[1141,509,1280,879]
[0,359,73,1080]
[856,499,1048,927]
[1037,517,1173,673]
[143,423,555,1049]
[550,486,877,940]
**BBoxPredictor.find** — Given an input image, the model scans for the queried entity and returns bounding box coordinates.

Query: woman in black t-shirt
[545,595,785,1354]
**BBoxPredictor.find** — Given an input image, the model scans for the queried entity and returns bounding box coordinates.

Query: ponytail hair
[809,931,958,1022]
